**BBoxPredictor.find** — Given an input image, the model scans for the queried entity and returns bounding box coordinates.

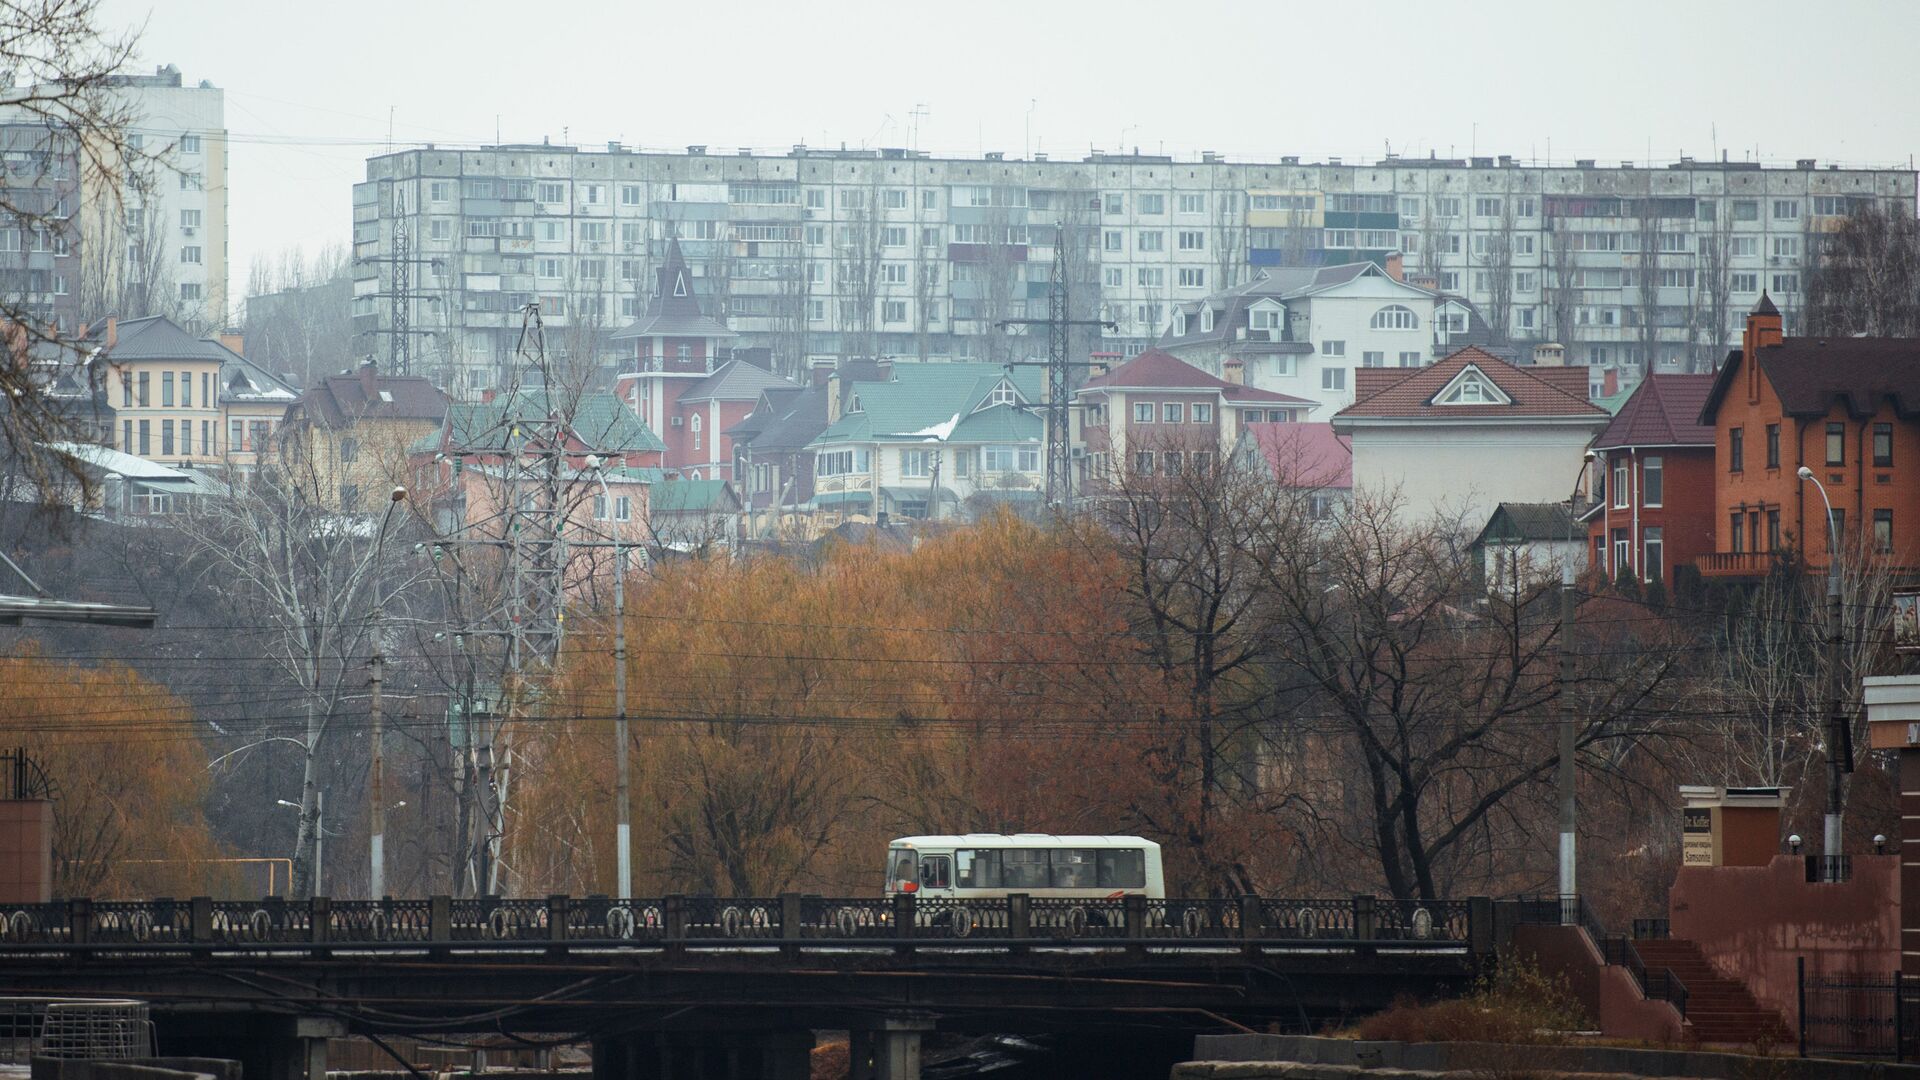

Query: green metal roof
[435,391,666,454]
[813,490,874,507]
[809,363,1043,449]
[651,479,735,514]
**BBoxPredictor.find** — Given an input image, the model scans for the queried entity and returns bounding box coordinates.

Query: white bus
[884,834,1165,900]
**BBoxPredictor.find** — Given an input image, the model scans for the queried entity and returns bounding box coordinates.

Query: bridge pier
[591,1030,813,1080]
[848,1016,934,1080]
[157,1015,343,1080]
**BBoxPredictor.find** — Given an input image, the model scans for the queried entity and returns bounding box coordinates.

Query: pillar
[1904,750,1920,976]
[848,1017,932,1080]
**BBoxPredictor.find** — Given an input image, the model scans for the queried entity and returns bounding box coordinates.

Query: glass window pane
[1002,849,1049,889]
[1097,849,1146,888]
[1050,849,1096,888]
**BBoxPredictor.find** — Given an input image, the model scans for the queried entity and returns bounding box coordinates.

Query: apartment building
[354,144,1914,401]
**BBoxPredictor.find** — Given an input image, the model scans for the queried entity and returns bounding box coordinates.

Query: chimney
[809,357,834,388]
[1602,366,1619,398]
[1742,293,1783,401]
[104,316,117,350]
[1532,342,1567,368]
[359,357,378,399]
[827,370,844,424]
[218,332,243,356]
[875,357,895,382]
[1384,252,1404,282]
[1222,357,1246,386]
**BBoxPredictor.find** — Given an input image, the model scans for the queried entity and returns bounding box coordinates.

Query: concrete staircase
[1633,937,1792,1046]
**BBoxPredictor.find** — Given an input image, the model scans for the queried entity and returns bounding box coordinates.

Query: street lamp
[1797,465,1847,880]
[585,455,631,900]
[368,485,407,899]
[1557,449,1598,922]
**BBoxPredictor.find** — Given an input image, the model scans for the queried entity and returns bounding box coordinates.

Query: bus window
[1051,849,1096,888]
[920,856,951,889]
[1002,849,1049,889]
[890,850,917,891]
[958,849,999,888]
[1097,849,1146,888]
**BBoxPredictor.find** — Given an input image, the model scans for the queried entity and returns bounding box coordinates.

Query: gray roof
[1474,502,1579,546]
[1160,263,1434,353]
[678,359,797,404]
[610,238,737,342]
[103,316,232,363]
[208,340,299,405]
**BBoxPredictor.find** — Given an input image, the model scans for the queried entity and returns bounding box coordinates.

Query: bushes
[1349,961,1588,1045]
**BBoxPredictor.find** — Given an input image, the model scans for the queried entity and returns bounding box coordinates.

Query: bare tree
[1210,185,1244,289]
[241,244,350,389]
[1805,201,1920,338]
[1541,210,1581,357]
[1474,195,1518,343]
[1633,199,1663,380]
[1692,199,1735,373]
[833,174,885,363]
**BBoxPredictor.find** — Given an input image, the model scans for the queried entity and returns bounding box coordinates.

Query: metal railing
[1805,855,1854,883]
[1514,896,1688,1017]
[1798,965,1914,1060]
[0,998,153,1064]
[0,893,1489,951]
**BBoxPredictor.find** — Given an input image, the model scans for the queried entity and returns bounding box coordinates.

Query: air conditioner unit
[182,226,196,237]
[671,416,683,427]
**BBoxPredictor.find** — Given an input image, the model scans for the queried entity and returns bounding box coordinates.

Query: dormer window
[1174,312,1187,336]
[673,272,688,297]
[849,392,863,413]
[1431,364,1512,406]
[987,380,1017,408]
[1200,307,1214,333]
[1249,303,1283,332]
[1370,305,1419,330]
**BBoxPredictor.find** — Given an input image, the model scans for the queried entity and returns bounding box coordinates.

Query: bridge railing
[0,894,1492,951]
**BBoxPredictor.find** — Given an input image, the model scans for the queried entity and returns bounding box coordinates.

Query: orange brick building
[1697,296,1920,578]
[1583,374,1718,587]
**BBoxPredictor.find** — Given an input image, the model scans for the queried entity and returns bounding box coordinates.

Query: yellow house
[99,316,229,466]
[278,361,449,511]
[211,338,299,472]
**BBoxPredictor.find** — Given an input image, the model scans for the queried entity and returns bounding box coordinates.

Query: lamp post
[1797,465,1847,880]
[1558,449,1597,921]
[586,456,631,900]
[368,486,407,900]
[278,793,324,895]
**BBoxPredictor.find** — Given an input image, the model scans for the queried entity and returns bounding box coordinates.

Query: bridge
[0,893,1495,1080]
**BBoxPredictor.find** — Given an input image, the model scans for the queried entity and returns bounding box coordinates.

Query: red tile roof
[1245,422,1351,489]
[1593,374,1715,449]
[1338,346,1604,421]
[1081,348,1314,404]
[1702,337,1920,423]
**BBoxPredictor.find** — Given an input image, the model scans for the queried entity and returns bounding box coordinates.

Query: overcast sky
[101,0,1920,305]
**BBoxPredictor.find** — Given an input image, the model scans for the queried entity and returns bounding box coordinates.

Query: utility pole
[1800,466,1851,880]
[997,219,1114,509]
[1557,554,1577,920]
[588,459,631,900]
[357,206,443,375]
[368,486,406,900]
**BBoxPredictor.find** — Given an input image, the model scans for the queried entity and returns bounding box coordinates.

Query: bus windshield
[888,849,917,892]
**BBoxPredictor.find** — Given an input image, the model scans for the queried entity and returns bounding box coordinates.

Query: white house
[1330,346,1609,528]
[1159,262,1440,422]
[1470,502,1587,596]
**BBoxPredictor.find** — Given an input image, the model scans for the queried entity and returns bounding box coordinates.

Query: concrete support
[848,1018,933,1080]
[156,1015,340,1080]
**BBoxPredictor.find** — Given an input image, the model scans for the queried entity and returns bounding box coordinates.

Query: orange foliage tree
[0,648,236,897]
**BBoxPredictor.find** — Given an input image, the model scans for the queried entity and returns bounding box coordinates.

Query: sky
[99,0,1920,309]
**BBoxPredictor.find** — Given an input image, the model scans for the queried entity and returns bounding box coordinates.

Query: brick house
[1698,295,1920,578]
[1073,348,1314,485]
[1581,373,1717,587]
[611,238,739,469]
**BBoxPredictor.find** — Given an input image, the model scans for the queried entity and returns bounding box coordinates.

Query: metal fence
[1798,963,1920,1060]
[0,998,153,1064]
[0,893,1489,950]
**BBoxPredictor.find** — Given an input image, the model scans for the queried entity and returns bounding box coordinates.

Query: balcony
[1693,551,1790,578]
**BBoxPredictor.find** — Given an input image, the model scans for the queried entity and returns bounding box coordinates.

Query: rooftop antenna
[909,103,929,153]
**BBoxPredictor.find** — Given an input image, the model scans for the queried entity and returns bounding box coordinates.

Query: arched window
[1370,304,1419,330]
[1173,311,1187,336]
[691,412,702,451]
[1200,307,1214,333]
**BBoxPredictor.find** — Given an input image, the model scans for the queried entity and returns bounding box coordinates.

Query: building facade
[1698,297,1920,579]
[279,361,450,511]
[1073,348,1313,484]
[1583,373,1717,586]
[354,144,1915,400]
[1332,345,1610,527]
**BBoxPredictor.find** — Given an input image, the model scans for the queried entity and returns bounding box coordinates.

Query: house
[649,478,743,553]
[666,358,797,482]
[806,360,1045,522]
[1582,373,1717,587]
[411,390,664,548]
[97,316,233,466]
[39,441,228,519]
[612,238,740,468]
[1159,262,1439,421]
[278,360,450,511]
[1074,348,1315,485]
[1332,345,1610,527]
[1233,421,1352,519]
[1472,502,1585,595]
[1696,295,1920,579]
[211,339,299,473]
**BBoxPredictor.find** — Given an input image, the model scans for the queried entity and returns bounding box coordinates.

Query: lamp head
[1584,449,1597,461]
[389,486,407,502]
[584,454,604,471]
[1797,466,1815,481]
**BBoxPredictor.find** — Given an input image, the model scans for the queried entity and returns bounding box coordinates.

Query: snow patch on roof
[900,413,961,441]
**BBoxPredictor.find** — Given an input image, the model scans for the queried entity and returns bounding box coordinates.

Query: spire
[1751,290,1779,317]
[651,237,703,318]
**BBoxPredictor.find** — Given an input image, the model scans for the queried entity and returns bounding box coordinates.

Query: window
[882,226,907,248]
[882,299,906,322]
[1830,509,1846,552]
[815,448,870,476]
[1137,267,1164,289]
[1103,230,1123,252]
[1133,402,1155,423]
[1732,200,1759,222]
[1730,236,1759,257]
[1177,230,1205,251]
[1876,509,1894,554]
[1321,367,1346,392]
[538,257,562,279]
[1643,527,1664,583]
[1731,272,1758,294]
[1250,306,1282,332]
[429,181,451,203]
[620,184,641,205]
[1136,231,1164,253]
[1178,193,1205,214]
[1370,305,1418,330]
[1162,451,1183,474]
[583,184,603,205]
[900,449,932,478]
[1773,236,1800,259]
[1768,509,1781,550]
[1869,421,1894,468]
[1613,528,1631,569]
[1612,459,1629,508]
[1321,340,1345,356]
[136,371,149,406]
[580,222,609,243]
[1192,402,1212,423]
[882,262,907,284]
[884,188,907,209]
[984,445,1019,472]
[593,495,632,522]
[1162,402,1185,424]
[1138,194,1165,215]
[1827,421,1846,466]
[1399,351,1422,367]
[338,437,359,464]
[1178,267,1205,289]
[430,218,451,240]
[1772,273,1800,294]
[1767,424,1780,469]
[921,189,937,210]
[1433,196,1461,218]
[180,245,201,264]
[180,372,191,408]
[160,420,174,456]
[1362,351,1384,367]
[538,181,565,204]
[179,172,200,190]
[1773,199,1800,220]
[1643,456,1663,507]
[1133,451,1154,476]
[1729,427,1744,472]
[805,188,826,210]
[161,371,174,407]
[137,419,149,456]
